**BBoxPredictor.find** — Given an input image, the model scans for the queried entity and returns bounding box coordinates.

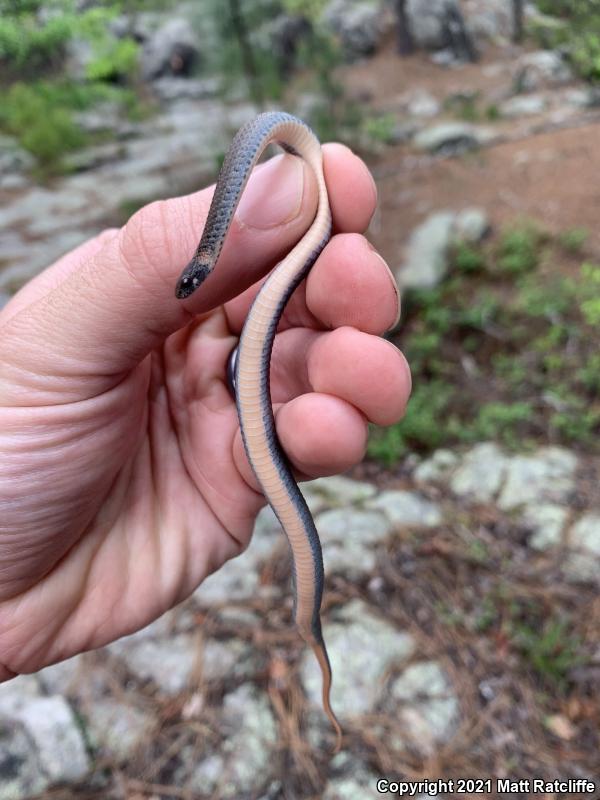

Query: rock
[73,102,136,137]
[413,122,496,154]
[564,88,592,109]
[220,684,277,798]
[524,504,569,551]
[451,442,508,503]
[322,0,393,60]
[141,18,200,81]
[37,655,85,696]
[405,0,459,50]
[65,38,94,80]
[309,475,377,505]
[406,89,441,118]
[109,632,199,694]
[323,759,383,799]
[0,721,48,800]
[82,698,154,759]
[390,661,459,754]
[301,599,415,716]
[515,50,574,92]
[389,120,422,145]
[324,777,381,799]
[317,508,392,577]
[462,0,512,40]
[10,696,90,783]
[366,490,443,527]
[201,639,259,682]
[0,293,11,311]
[397,211,455,289]
[63,141,126,172]
[452,207,490,243]
[0,134,35,176]
[110,632,257,694]
[500,94,547,118]
[152,76,220,101]
[564,514,600,583]
[189,752,225,795]
[0,676,42,717]
[0,173,30,190]
[194,505,280,604]
[414,449,460,484]
[498,447,578,511]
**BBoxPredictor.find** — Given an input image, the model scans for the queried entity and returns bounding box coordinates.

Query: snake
[175,111,342,750]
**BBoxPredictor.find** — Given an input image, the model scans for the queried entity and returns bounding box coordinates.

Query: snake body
[175,112,341,750]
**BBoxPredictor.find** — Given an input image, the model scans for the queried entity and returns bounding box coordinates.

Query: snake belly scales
[175,111,342,750]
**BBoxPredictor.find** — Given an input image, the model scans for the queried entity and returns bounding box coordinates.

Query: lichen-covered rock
[366,490,443,527]
[322,0,393,60]
[397,211,455,289]
[405,0,459,49]
[414,122,496,154]
[141,18,200,81]
[301,599,415,716]
[500,93,547,118]
[390,661,459,754]
[219,684,278,798]
[565,514,600,583]
[498,447,578,511]
[318,508,392,577]
[524,504,569,551]
[0,721,48,800]
[451,442,508,503]
[515,50,574,91]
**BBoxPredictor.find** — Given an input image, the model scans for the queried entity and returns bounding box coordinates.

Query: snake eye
[175,274,193,299]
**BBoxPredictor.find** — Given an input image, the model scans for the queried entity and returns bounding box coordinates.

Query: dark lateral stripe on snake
[175,111,342,751]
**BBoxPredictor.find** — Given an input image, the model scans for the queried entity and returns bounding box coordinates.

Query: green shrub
[86,37,139,81]
[472,402,535,447]
[362,113,397,146]
[1,82,85,166]
[496,222,543,275]
[0,4,74,75]
[452,241,486,274]
[579,263,600,325]
[559,227,589,254]
[368,380,455,465]
[533,2,600,83]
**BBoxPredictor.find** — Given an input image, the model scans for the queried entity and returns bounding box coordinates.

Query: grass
[368,219,600,464]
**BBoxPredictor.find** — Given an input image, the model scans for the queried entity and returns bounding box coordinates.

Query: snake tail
[307,630,343,753]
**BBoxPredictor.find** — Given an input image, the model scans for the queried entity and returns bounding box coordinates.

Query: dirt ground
[340,42,600,265]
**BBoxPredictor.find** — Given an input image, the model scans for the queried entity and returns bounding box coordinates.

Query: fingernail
[237,155,305,229]
[367,242,401,330]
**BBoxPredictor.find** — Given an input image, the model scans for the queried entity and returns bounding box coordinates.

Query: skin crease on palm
[0,143,411,683]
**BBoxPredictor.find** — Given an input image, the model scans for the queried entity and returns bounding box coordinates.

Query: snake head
[175,256,212,299]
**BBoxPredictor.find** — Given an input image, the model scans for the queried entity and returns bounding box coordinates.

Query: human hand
[0,144,410,680]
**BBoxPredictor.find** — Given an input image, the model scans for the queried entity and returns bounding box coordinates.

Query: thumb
[0,153,316,392]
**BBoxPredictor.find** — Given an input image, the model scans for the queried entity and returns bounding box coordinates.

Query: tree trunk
[394,0,415,56]
[442,3,478,63]
[512,0,525,43]
[228,0,264,107]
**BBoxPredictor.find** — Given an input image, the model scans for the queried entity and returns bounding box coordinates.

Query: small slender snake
[175,111,342,750]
